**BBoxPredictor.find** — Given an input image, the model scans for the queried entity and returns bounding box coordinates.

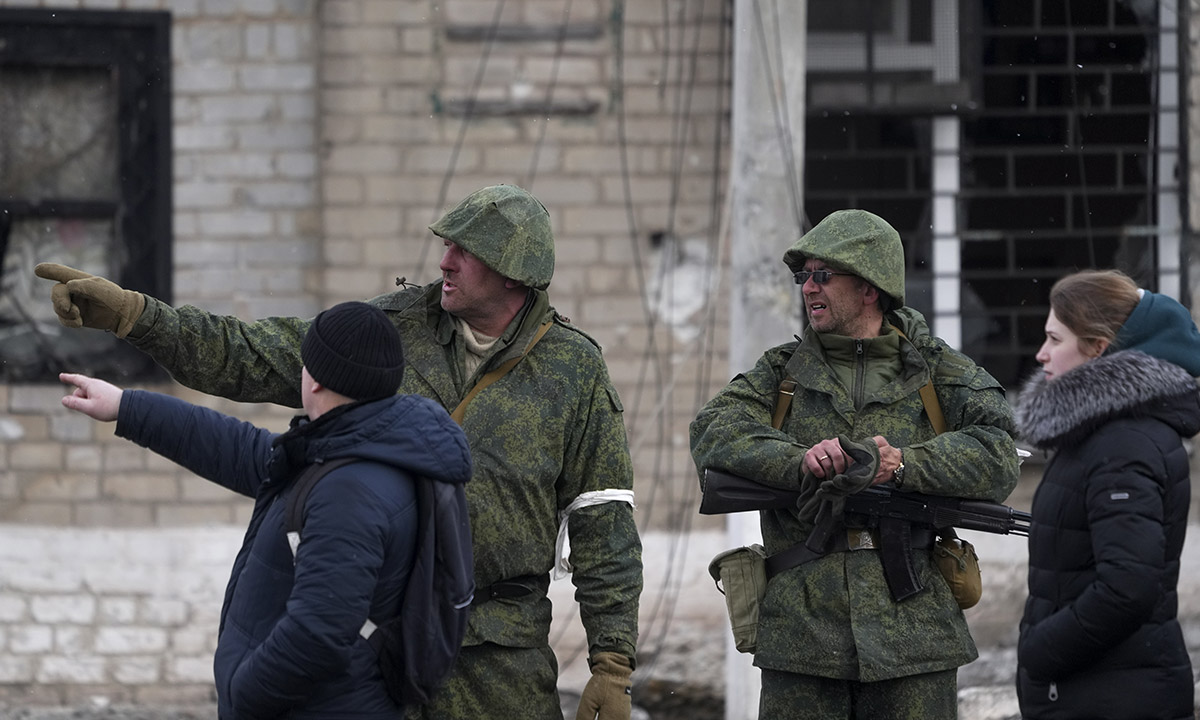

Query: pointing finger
[34,262,93,283]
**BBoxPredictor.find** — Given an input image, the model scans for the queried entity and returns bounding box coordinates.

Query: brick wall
[0,0,731,704]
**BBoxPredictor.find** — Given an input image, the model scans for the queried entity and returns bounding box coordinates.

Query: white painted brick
[97,445,148,475]
[112,656,162,684]
[9,385,66,413]
[95,627,169,655]
[82,565,168,596]
[240,64,315,92]
[324,87,386,113]
[174,66,238,94]
[37,655,106,683]
[169,655,216,684]
[196,210,275,236]
[10,444,63,471]
[167,0,201,16]
[325,145,403,174]
[0,594,27,621]
[180,25,243,62]
[273,24,313,59]
[64,446,103,472]
[31,594,96,624]
[171,627,216,655]
[199,153,276,179]
[245,23,271,59]
[236,123,316,150]
[175,124,237,151]
[277,152,318,178]
[322,27,401,55]
[10,624,53,654]
[0,655,34,683]
[53,625,89,653]
[176,181,238,209]
[48,413,94,443]
[200,95,275,123]
[21,473,98,501]
[99,597,137,624]
[443,0,520,25]
[240,0,282,17]
[3,562,83,593]
[202,0,238,17]
[244,182,316,208]
[363,0,433,24]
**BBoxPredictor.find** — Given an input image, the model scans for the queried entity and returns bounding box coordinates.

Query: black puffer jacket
[1015,350,1200,720]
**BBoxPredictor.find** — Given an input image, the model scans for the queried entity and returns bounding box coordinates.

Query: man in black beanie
[56,301,472,719]
[301,300,407,408]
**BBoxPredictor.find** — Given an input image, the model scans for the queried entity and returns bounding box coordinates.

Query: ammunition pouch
[933,530,982,609]
[707,545,768,654]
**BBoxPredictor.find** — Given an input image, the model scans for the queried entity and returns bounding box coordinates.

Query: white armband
[553,489,636,580]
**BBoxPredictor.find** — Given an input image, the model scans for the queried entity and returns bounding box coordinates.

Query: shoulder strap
[772,327,949,436]
[771,379,797,430]
[451,319,553,425]
[285,457,357,559]
[888,324,948,435]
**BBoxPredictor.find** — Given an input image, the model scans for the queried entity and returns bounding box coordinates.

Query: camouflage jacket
[128,283,642,661]
[690,308,1018,681]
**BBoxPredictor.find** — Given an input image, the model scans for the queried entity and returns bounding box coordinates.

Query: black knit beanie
[301,301,404,401]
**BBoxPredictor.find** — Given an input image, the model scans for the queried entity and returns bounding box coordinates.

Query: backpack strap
[282,456,377,643]
[284,457,357,561]
[451,320,553,425]
[771,378,797,430]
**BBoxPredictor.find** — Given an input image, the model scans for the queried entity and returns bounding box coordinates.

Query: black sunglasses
[793,269,855,285]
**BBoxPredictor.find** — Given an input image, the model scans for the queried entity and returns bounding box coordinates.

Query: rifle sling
[451,320,553,425]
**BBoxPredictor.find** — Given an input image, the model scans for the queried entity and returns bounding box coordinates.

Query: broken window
[0,8,171,382]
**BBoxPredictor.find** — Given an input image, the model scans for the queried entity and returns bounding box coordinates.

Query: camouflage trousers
[405,642,562,720]
[759,667,957,720]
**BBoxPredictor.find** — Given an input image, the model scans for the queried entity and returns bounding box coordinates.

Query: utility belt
[709,523,946,655]
[765,524,935,580]
[471,574,544,607]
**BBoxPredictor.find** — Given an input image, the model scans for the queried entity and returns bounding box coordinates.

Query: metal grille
[959,0,1175,388]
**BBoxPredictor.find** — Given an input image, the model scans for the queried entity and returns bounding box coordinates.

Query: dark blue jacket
[116,391,472,720]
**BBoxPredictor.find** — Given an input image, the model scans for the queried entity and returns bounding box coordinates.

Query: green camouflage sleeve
[900,350,1020,503]
[128,296,308,407]
[689,344,808,493]
[561,372,641,661]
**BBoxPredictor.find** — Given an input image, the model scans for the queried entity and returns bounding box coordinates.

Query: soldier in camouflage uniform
[690,209,1019,719]
[36,184,642,720]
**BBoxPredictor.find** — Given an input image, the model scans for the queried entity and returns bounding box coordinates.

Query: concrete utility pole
[726,1,807,719]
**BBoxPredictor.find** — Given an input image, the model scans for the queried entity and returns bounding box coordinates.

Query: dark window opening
[805,114,934,320]
[960,0,1165,388]
[0,8,171,383]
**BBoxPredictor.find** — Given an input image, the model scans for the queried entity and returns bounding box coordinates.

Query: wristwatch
[892,453,906,487]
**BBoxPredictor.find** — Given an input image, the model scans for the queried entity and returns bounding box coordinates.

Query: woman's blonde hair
[1049,269,1140,355]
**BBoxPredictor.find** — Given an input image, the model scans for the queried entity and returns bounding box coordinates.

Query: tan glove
[34,263,146,338]
[575,651,632,720]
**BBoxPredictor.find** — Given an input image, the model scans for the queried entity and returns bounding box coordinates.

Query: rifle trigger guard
[846,528,877,551]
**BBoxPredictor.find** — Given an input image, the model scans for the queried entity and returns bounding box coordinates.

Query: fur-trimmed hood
[1016,349,1200,450]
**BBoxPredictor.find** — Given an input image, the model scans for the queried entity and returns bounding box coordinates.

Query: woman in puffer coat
[1015,269,1200,720]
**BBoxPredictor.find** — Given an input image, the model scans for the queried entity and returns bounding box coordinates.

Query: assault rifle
[699,468,1030,601]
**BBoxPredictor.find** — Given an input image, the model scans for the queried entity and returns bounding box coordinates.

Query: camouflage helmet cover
[782,209,905,307]
[428,184,555,290]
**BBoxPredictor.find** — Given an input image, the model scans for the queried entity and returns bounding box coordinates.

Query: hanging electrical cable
[408,0,510,284]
